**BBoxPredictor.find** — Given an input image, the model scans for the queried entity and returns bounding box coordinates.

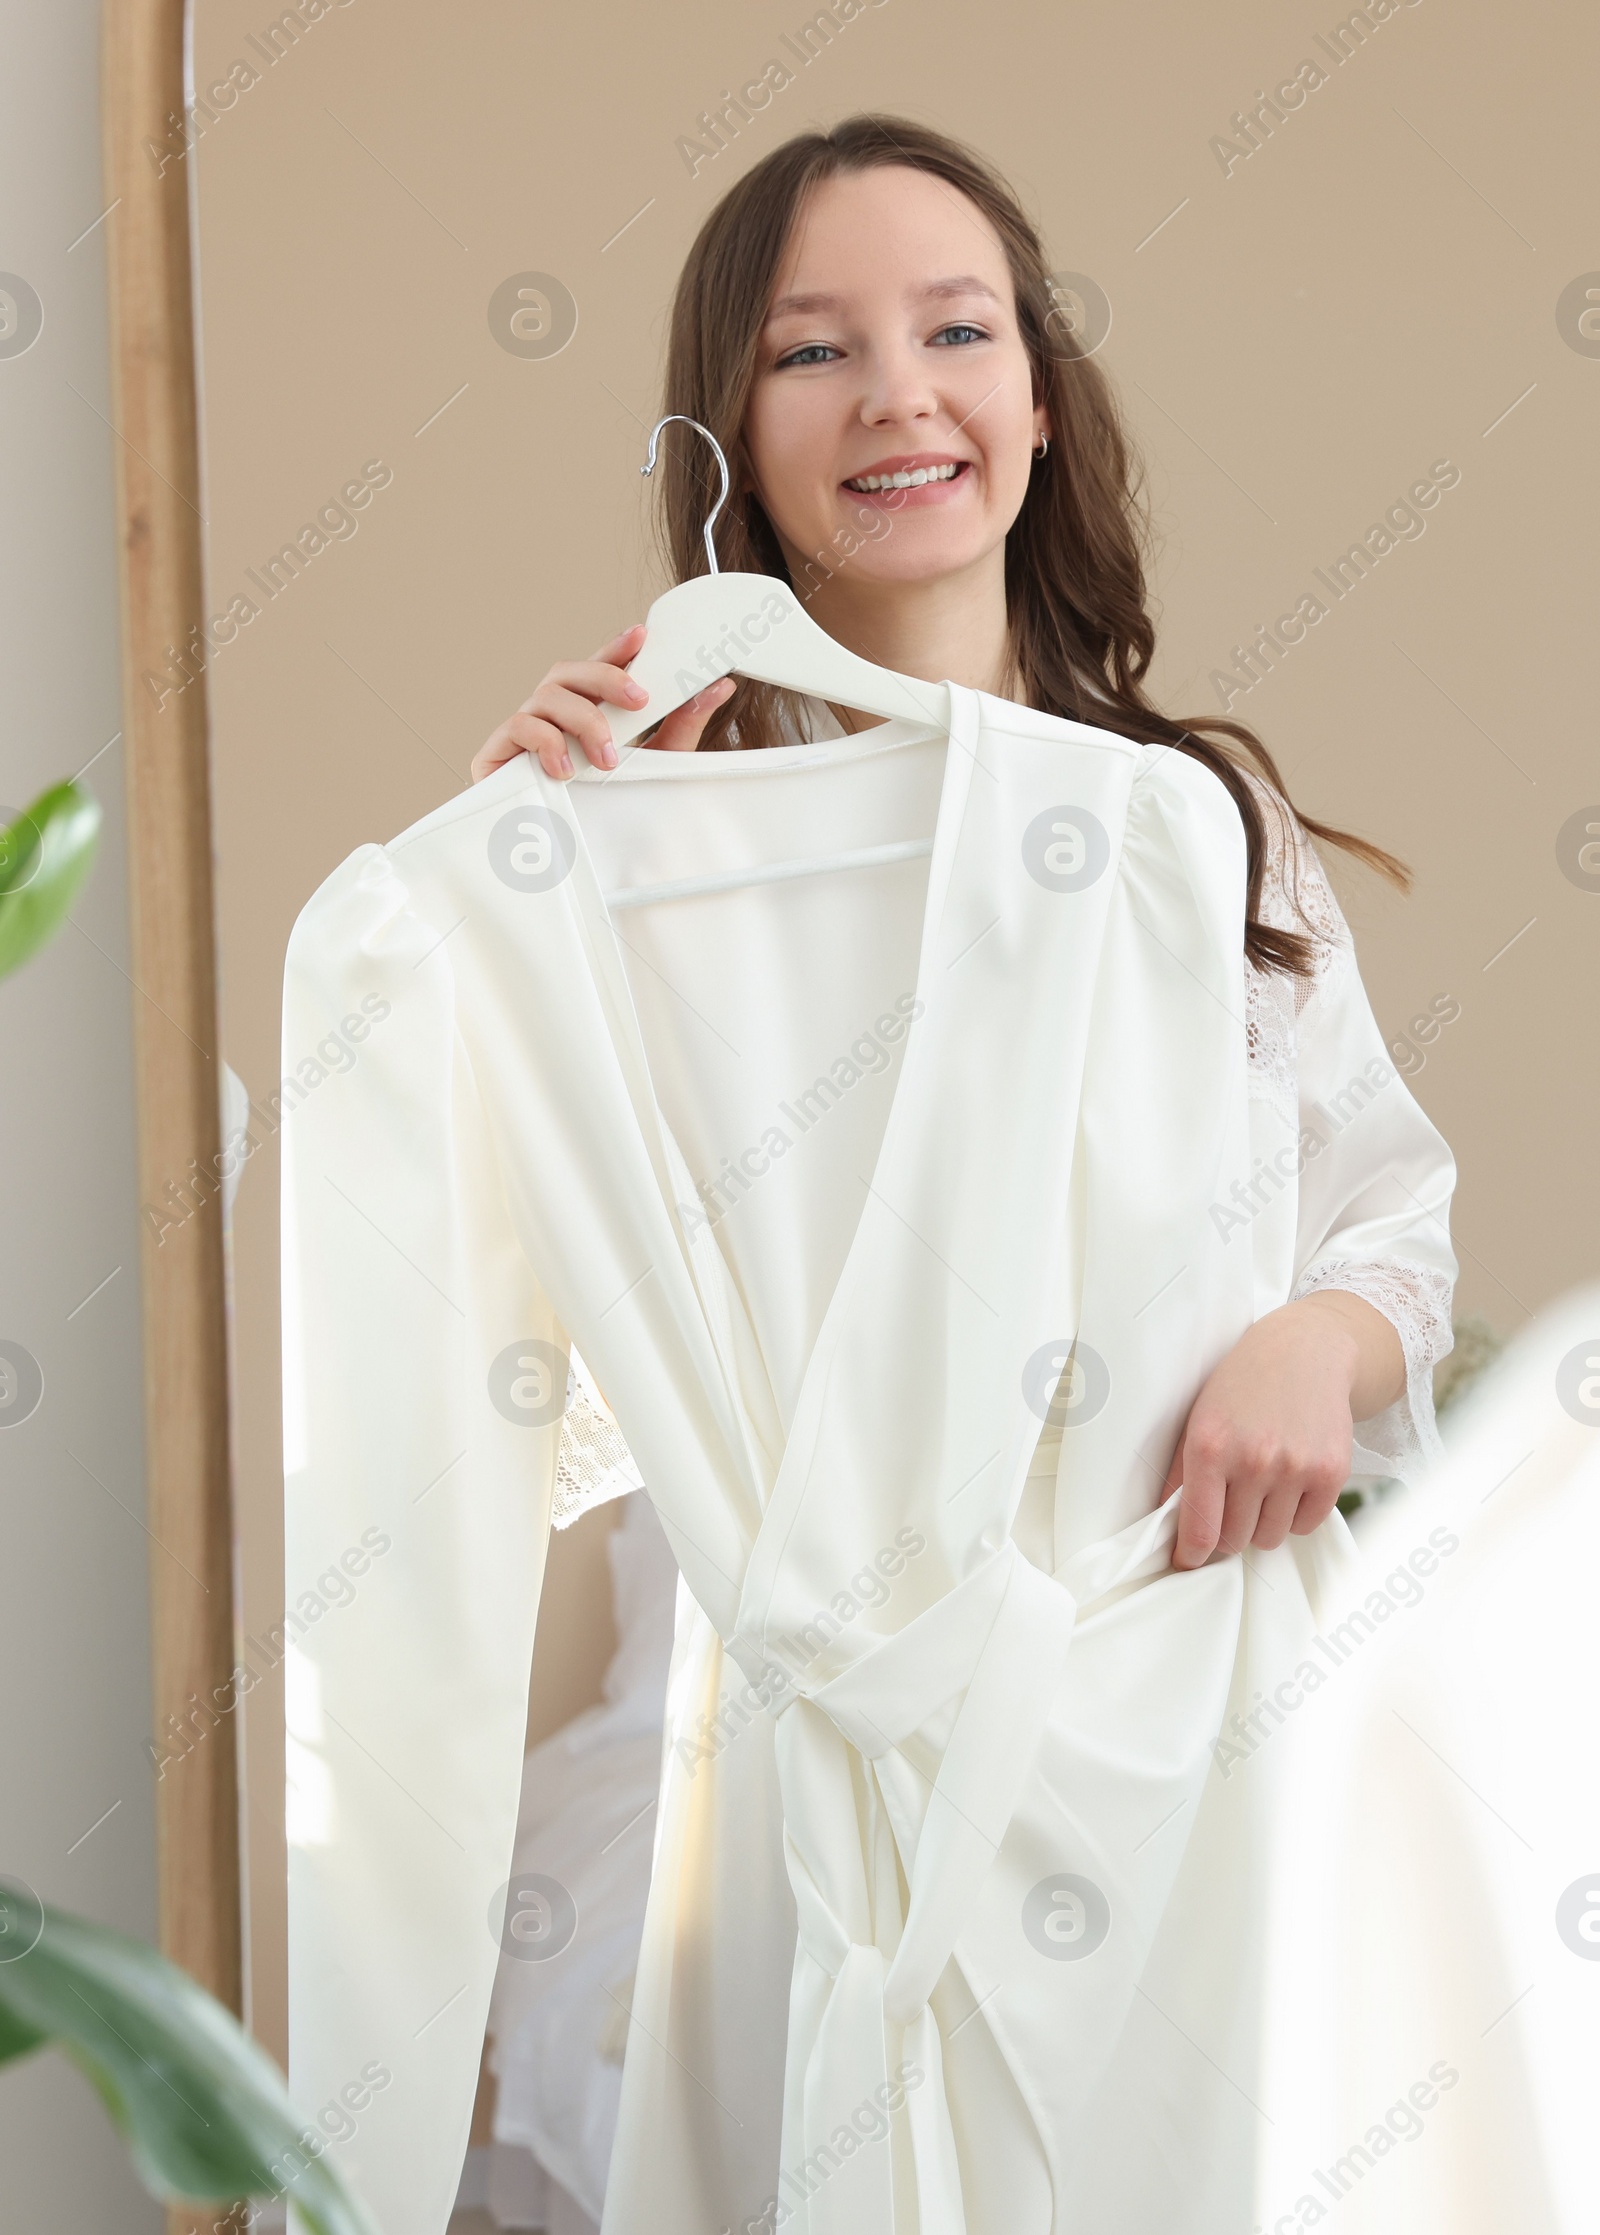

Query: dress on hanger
[769,694,1454,1490]
[279,683,1456,2235]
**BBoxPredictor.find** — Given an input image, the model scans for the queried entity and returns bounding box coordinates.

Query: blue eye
[774,322,990,369]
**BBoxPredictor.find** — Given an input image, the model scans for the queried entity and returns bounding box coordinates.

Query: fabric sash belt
[739,1484,1188,2233]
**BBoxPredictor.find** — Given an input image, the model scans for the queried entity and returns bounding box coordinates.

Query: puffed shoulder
[1131,735,1242,814]
[1127,738,1251,875]
[284,840,444,988]
[287,759,541,958]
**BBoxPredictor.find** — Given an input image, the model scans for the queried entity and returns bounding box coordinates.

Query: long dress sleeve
[1243,775,1459,1484]
[280,840,567,2235]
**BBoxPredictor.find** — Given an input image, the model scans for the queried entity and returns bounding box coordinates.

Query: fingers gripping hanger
[599,416,947,914]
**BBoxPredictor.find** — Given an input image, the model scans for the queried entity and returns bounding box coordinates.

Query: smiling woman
[316,107,1468,2235]
[475,117,1409,975]
[33,0,1579,2223]
[744,220,1042,658]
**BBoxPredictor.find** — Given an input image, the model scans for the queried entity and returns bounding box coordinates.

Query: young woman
[339,108,1465,2235]
[472,115,1453,1573]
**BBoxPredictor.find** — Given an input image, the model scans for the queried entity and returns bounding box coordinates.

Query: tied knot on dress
[730,1488,1190,2020]
[720,1492,1188,2232]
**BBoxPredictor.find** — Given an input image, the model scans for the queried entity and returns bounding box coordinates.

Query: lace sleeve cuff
[552,1349,645,1528]
[1292,1255,1456,1483]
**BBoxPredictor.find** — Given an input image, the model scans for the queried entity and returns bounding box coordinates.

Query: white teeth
[845,462,963,492]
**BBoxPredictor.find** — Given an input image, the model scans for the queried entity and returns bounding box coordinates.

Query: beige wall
[189,0,1600,2061]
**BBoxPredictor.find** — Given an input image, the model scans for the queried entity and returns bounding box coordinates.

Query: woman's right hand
[469,622,737,784]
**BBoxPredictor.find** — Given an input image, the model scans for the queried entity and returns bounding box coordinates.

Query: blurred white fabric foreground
[1252,1283,1600,2234]
[483,1493,679,2229]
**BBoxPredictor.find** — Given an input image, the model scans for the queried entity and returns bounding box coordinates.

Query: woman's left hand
[1164,1290,1406,1570]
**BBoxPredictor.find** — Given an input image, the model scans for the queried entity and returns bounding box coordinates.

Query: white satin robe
[279,683,1457,2235]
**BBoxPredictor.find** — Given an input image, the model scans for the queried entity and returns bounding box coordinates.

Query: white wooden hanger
[599,417,947,913]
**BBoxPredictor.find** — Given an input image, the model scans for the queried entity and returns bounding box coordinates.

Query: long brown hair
[652,112,1408,977]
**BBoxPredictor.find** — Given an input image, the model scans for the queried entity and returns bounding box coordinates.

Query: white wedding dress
[280,684,1456,2235]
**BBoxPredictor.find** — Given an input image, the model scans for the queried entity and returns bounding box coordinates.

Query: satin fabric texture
[280,683,1445,2234]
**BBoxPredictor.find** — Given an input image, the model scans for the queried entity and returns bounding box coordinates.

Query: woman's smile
[841,454,974,506]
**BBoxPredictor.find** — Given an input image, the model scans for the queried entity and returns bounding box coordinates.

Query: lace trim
[1292,1254,1456,1482]
[1244,965,1299,1129]
[1240,770,1353,1124]
[553,1361,644,1530]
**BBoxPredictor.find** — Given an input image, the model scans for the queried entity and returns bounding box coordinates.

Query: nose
[854,334,942,431]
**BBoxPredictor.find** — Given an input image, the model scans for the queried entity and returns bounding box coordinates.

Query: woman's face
[743,164,1047,597]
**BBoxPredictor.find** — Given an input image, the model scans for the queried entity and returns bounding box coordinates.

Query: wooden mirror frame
[100,0,242,2082]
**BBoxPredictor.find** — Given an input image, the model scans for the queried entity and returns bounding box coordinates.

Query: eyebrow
[764,275,1003,321]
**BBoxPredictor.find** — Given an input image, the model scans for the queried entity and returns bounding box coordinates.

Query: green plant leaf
[0,1888,380,2235]
[0,781,102,980]
[0,1997,48,2065]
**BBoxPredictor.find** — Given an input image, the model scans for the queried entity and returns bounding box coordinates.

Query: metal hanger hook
[640,415,730,578]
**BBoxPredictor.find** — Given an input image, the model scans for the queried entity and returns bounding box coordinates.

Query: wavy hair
[651,111,1408,976]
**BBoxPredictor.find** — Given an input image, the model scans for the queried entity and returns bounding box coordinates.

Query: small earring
[1033,432,1050,460]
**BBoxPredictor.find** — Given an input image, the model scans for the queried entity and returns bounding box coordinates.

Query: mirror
[102,2,1597,2228]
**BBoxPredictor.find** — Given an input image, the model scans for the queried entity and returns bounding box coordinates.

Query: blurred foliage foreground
[3,782,377,2225]
[0,783,102,982]
[0,1883,377,2232]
